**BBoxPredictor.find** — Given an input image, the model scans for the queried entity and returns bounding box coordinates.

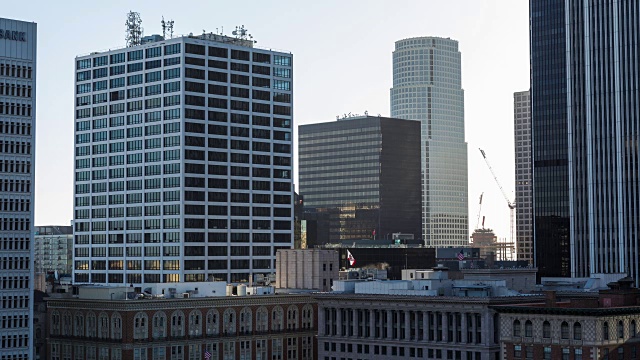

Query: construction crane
[475,193,484,230]
[479,148,516,247]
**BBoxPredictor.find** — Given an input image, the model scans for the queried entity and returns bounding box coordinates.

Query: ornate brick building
[46,293,317,360]
[494,277,640,360]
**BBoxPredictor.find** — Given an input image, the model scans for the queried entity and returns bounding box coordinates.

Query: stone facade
[276,249,338,292]
[46,294,317,360]
[314,293,542,360]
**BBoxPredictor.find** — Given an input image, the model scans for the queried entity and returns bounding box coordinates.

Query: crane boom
[475,192,484,229]
[479,148,515,209]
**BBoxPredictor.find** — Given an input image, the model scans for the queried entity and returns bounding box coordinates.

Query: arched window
[98,312,109,339]
[573,322,582,340]
[111,313,122,339]
[152,311,167,339]
[239,307,252,334]
[542,321,551,338]
[603,321,610,340]
[50,310,61,336]
[86,311,97,338]
[271,306,284,331]
[618,320,624,339]
[188,310,202,337]
[74,313,84,337]
[302,304,314,329]
[206,309,219,336]
[561,321,569,339]
[223,308,236,335]
[133,312,148,339]
[256,306,269,332]
[62,311,73,336]
[513,320,521,337]
[524,320,533,337]
[631,320,637,338]
[287,305,299,330]
[171,310,185,337]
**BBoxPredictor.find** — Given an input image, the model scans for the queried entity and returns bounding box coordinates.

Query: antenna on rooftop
[232,25,257,43]
[161,17,175,39]
[168,20,174,38]
[125,11,143,47]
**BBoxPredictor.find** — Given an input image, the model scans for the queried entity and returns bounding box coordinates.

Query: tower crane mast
[479,148,516,248]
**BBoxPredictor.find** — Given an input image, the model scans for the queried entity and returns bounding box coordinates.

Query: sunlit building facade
[73,32,294,285]
[513,91,532,264]
[390,37,468,248]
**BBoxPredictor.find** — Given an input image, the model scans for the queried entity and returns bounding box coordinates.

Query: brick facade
[46,294,317,360]
[495,280,640,360]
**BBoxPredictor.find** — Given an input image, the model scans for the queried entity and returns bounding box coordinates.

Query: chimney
[544,290,557,307]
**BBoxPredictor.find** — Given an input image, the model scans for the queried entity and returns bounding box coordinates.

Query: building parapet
[76,33,291,58]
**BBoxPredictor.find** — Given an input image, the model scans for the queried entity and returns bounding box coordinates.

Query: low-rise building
[461,268,538,293]
[493,277,640,360]
[46,284,317,360]
[538,273,627,292]
[315,269,542,360]
[276,249,338,292]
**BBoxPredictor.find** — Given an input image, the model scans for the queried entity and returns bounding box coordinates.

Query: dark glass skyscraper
[531,0,640,281]
[299,116,422,244]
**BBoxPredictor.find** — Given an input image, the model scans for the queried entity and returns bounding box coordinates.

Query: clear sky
[5,0,529,242]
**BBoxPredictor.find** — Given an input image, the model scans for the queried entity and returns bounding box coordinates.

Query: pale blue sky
[5,0,529,241]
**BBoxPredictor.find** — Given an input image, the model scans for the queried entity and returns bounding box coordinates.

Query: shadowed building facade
[46,293,318,360]
[299,116,421,244]
[0,17,37,359]
[531,0,640,282]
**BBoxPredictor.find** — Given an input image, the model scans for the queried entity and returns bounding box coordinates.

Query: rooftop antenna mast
[125,11,143,47]
[232,25,257,43]
[167,20,174,39]
[161,17,175,39]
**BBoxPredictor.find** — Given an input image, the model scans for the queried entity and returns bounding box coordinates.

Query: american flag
[457,250,465,261]
[204,350,212,360]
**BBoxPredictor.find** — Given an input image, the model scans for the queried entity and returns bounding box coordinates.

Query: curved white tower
[390,37,468,247]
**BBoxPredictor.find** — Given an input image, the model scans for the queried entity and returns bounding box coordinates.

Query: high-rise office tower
[390,37,468,247]
[299,116,422,244]
[531,1,639,281]
[0,17,37,359]
[73,32,293,285]
[514,91,532,264]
